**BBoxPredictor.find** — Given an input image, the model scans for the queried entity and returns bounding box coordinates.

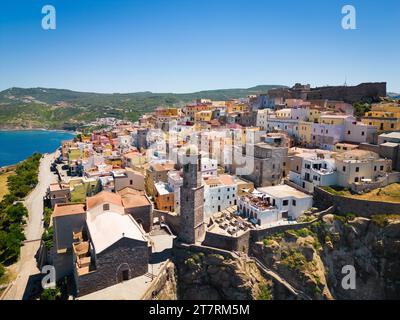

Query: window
[103,203,110,211]
[391,123,395,129]
[343,166,346,172]
[374,166,377,171]
[130,180,133,185]
[380,165,384,170]
[355,167,359,172]
[292,199,296,206]
[355,177,359,182]
[361,131,365,136]
[283,200,289,206]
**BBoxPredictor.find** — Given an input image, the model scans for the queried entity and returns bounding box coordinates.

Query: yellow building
[81,134,91,143]
[319,114,349,125]
[155,107,180,117]
[227,103,247,114]
[105,156,122,168]
[123,151,147,168]
[298,121,312,145]
[307,108,321,123]
[362,104,400,132]
[69,178,101,203]
[102,144,113,156]
[194,110,212,122]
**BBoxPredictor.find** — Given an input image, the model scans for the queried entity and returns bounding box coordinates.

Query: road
[3,152,58,300]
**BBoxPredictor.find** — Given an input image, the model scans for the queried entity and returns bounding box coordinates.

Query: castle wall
[313,186,400,217]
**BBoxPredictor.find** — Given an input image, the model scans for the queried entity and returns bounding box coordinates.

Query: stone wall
[268,82,386,104]
[153,209,181,234]
[249,206,335,242]
[202,230,251,254]
[125,204,153,233]
[75,238,149,297]
[141,260,176,300]
[201,206,335,251]
[307,82,386,103]
[314,186,400,217]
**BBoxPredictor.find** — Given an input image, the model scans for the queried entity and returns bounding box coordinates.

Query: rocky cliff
[252,214,400,300]
[172,248,273,300]
[153,214,400,300]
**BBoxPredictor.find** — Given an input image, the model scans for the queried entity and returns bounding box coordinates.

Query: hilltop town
[3,82,400,300]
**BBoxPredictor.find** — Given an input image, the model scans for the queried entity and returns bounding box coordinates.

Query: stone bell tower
[179,148,205,244]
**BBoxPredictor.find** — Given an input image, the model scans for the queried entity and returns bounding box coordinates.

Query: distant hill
[0,85,285,130]
[388,92,400,100]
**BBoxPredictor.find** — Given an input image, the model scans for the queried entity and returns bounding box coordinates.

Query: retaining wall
[314,186,400,217]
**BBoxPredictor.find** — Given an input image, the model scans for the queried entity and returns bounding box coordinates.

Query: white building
[288,148,337,193]
[238,185,313,225]
[335,149,392,188]
[203,174,238,217]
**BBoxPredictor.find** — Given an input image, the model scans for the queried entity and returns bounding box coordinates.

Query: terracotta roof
[118,186,145,197]
[123,151,142,159]
[219,174,235,186]
[150,161,175,172]
[49,183,69,192]
[121,193,151,208]
[86,191,123,210]
[53,203,85,217]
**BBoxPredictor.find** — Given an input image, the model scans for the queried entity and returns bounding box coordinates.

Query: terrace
[207,206,255,237]
[72,230,96,276]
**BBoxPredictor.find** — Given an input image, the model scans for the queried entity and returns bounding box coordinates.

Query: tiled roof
[53,203,85,217]
[86,191,123,210]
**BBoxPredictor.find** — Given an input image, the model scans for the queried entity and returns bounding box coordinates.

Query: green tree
[40,287,61,300]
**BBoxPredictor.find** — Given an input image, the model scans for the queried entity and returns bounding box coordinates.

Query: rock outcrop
[173,248,273,300]
[318,214,400,299]
[252,214,400,300]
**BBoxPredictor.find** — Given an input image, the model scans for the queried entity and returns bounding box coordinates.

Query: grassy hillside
[0,85,285,130]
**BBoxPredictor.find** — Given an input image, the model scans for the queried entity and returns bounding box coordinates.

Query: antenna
[344,75,348,86]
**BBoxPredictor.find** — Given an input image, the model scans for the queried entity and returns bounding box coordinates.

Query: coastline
[0,127,78,135]
[0,130,76,169]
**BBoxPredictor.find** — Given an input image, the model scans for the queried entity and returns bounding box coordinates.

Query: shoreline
[0,149,61,171]
[0,130,75,169]
[0,128,78,135]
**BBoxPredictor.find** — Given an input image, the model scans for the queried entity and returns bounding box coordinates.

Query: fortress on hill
[268,82,387,103]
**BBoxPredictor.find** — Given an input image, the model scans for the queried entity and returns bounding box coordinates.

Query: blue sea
[0,130,75,167]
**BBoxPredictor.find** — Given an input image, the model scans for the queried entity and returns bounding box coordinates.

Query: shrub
[43,207,53,228]
[281,249,307,272]
[42,226,54,250]
[257,284,272,300]
[0,264,5,279]
[371,214,400,227]
[263,239,274,246]
[40,287,61,300]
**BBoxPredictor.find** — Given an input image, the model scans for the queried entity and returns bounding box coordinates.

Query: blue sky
[0,0,399,93]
